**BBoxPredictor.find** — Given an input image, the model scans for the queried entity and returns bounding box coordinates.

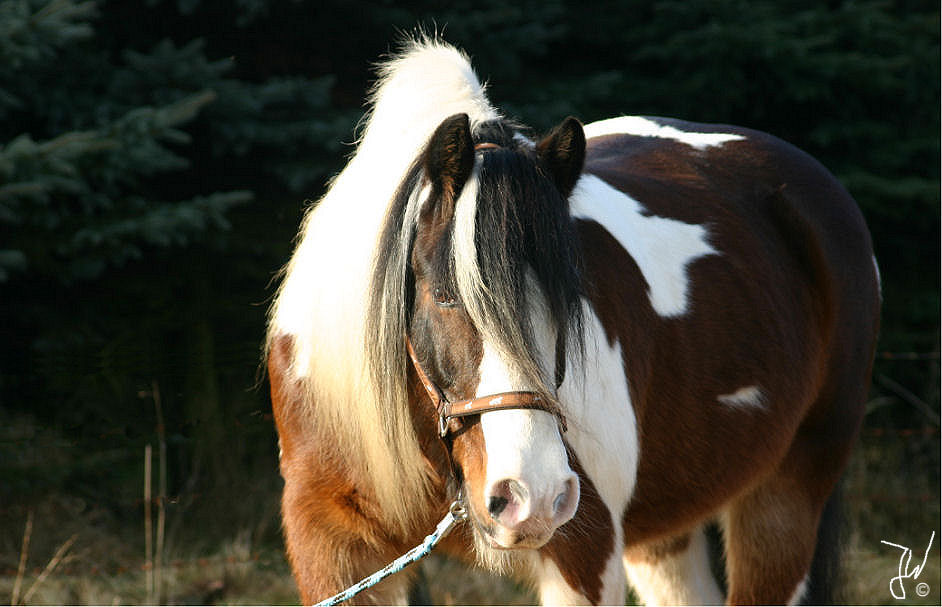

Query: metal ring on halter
[449,497,468,521]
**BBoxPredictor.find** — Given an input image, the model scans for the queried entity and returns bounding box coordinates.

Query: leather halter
[407,141,568,438]
[405,336,567,437]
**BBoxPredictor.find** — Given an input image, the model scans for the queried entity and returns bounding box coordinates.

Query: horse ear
[537,116,586,198]
[424,113,475,213]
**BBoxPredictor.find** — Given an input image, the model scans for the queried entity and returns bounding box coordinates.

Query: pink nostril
[551,475,580,525]
[553,490,568,514]
[487,495,508,518]
[486,479,528,523]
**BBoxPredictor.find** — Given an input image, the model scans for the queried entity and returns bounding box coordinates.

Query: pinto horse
[267,40,880,605]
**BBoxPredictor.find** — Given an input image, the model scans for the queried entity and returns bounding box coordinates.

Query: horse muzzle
[477,472,580,549]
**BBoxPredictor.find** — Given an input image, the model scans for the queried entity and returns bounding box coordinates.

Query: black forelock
[471,131,585,387]
[367,117,585,400]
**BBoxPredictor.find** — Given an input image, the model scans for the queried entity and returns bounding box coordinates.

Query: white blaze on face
[474,285,579,545]
[478,340,572,501]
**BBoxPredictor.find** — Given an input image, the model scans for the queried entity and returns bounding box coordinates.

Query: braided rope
[314,501,468,606]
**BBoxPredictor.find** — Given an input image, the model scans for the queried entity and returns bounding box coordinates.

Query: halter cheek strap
[405,336,567,437]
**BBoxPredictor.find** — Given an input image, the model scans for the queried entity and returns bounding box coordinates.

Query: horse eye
[433,287,458,307]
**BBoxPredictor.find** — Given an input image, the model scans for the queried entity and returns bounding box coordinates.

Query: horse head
[406,112,586,551]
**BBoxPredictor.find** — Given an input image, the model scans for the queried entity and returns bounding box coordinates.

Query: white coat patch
[624,526,725,605]
[873,255,882,301]
[788,574,809,606]
[529,302,637,603]
[717,385,765,409]
[583,116,745,150]
[570,174,718,317]
[559,300,639,514]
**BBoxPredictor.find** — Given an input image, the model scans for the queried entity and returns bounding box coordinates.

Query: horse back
[576,118,880,542]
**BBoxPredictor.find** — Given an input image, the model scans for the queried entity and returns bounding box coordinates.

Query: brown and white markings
[266,39,880,605]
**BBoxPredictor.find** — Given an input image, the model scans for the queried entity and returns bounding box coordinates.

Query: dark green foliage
[0,0,348,539]
[0,0,937,550]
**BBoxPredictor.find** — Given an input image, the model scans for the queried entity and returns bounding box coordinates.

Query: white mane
[267,39,499,532]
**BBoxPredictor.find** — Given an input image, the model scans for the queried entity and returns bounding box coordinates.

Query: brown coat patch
[539,450,616,604]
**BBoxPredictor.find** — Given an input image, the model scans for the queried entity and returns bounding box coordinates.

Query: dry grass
[843,534,940,606]
[3,541,937,606]
[0,489,936,606]
[0,410,936,605]
[0,531,297,605]
[840,425,940,606]
[419,554,537,605]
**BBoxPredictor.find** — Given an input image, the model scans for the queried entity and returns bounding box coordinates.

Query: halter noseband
[405,336,567,437]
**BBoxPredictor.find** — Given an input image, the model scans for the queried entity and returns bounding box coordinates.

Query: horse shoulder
[268,335,395,577]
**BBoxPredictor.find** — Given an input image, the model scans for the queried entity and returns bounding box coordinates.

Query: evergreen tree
[0,0,936,544]
[0,0,348,524]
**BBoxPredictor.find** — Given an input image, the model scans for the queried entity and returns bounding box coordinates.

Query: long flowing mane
[266,38,500,532]
[268,37,879,605]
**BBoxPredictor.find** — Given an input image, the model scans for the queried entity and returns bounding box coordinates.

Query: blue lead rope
[313,501,468,606]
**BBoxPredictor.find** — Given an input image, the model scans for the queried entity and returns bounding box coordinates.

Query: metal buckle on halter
[438,412,449,438]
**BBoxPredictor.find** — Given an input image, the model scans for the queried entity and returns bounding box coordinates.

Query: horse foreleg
[275,463,413,599]
[270,338,412,605]
[624,526,725,605]
[280,471,411,605]
[531,507,627,606]
[532,544,627,605]
[720,413,855,607]
[720,475,822,605]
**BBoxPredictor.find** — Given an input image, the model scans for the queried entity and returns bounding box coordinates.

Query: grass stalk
[10,509,34,606]
[21,534,77,605]
[153,380,167,605]
[145,443,153,604]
